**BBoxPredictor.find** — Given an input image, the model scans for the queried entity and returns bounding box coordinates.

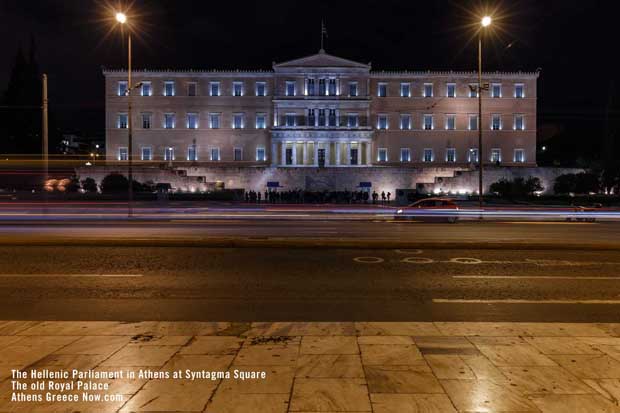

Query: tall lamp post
[478,15,492,208]
[115,11,133,217]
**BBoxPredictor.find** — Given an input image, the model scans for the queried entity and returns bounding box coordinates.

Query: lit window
[469,114,478,130]
[285,113,296,127]
[446,114,456,130]
[233,81,243,96]
[118,147,128,161]
[318,79,326,95]
[163,81,175,96]
[210,147,220,161]
[423,114,433,130]
[233,113,244,129]
[468,148,479,163]
[164,113,175,129]
[187,113,198,129]
[141,147,151,161]
[140,82,151,96]
[256,82,266,96]
[446,148,456,163]
[515,83,524,98]
[256,113,266,129]
[348,82,358,97]
[400,83,411,97]
[328,79,336,96]
[423,148,433,162]
[469,84,478,98]
[117,81,127,96]
[491,83,502,98]
[377,115,388,130]
[378,148,388,162]
[209,113,220,129]
[234,147,243,161]
[256,147,266,161]
[210,82,220,96]
[348,113,359,128]
[514,148,525,163]
[447,83,456,98]
[286,81,296,96]
[307,79,315,96]
[141,113,151,129]
[187,82,197,96]
[423,83,433,97]
[400,148,411,162]
[117,113,128,129]
[514,114,524,131]
[377,83,387,97]
[187,144,197,161]
[164,147,174,161]
[491,148,501,163]
[491,114,501,130]
[400,114,411,130]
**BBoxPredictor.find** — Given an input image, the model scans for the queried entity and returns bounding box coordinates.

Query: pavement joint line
[452,275,620,280]
[433,298,620,304]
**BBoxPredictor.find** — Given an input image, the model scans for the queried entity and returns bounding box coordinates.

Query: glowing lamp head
[481,16,492,27]
[115,12,127,24]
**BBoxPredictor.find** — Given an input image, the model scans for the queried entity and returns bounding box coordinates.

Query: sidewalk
[2,321,620,412]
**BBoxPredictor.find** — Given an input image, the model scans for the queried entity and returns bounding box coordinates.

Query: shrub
[490,176,543,198]
[81,177,98,193]
[100,174,129,193]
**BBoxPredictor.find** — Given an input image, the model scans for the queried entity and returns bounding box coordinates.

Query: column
[271,142,278,166]
[346,142,351,165]
[325,142,330,166]
[335,142,341,166]
[281,142,286,166]
[302,142,308,166]
[314,142,319,166]
[366,141,372,165]
[292,142,297,165]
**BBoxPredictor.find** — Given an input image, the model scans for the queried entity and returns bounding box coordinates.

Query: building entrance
[317,148,325,167]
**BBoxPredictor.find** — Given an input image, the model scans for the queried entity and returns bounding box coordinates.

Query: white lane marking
[402,257,435,264]
[453,275,620,280]
[0,274,144,277]
[449,257,483,264]
[444,258,620,266]
[433,298,620,304]
[353,257,384,263]
[394,249,423,254]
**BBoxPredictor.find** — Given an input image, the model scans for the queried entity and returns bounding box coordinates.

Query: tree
[81,177,98,193]
[100,174,129,193]
[574,172,600,194]
[553,173,576,194]
[64,176,81,193]
[490,176,544,198]
[525,177,543,195]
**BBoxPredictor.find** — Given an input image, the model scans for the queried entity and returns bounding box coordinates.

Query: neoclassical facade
[104,50,538,170]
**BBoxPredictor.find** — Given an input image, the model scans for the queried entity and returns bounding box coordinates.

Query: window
[468,114,478,130]
[256,113,266,129]
[307,79,315,96]
[255,82,266,96]
[164,147,174,161]
[141,113,151,129]
[210,147,220,161]
[118,147,128,161]
[319,79,326,95]
[446,148,456,163]
[423,83,433,97]
[233,81,243,96]
[423,148,434,162]
[256,147,266,161]
[469,84,478,98]
[423,114,434,130]
[187,82,197,96]
[209,113,220,129]
[491,83,502,98]
[233,147,243,161]
[514,148,525,163]
[233,113,244,129]
[163,81,175,96]
[328,109,336,127]
[140,81,151,96]
[141,147,151,161]
[377,83,387,97]
[515,83,524,98]
[117,113,128,129]
[514,114,524,131]
[318,109,326,126]
[164,113,175,129]
[187,113,198,129]
[210,82,220,96]
[491,148,501,163]
[286,81,296,96]
[400,114,411,130]
[377,115,388,130]
[377,148,388,162]
[445,114,456,130]
[400,148,411,162]
[468,148,479,163]
[400,83,411,97]
[285,113,296,127]
[308,109,316,126]
[187,144,197,161]
[491,114,501,130]
[348,82,358,97]
[348,113,359,128]
[328,79,336,96]
[447,83,456,98]
[117,81,127,96]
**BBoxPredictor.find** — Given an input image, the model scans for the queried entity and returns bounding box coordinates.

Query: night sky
[1,0,617,163]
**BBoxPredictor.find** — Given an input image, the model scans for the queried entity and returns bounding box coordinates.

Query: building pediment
[274,50,370,70]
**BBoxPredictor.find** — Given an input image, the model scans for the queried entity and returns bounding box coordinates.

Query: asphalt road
[1,243,620,322]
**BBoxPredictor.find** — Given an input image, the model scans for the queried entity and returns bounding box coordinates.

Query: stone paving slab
[1,322,620,412]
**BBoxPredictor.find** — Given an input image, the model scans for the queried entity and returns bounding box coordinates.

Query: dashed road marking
[353,256,385,264]
[394,249,423,255]
[401,257,435,264]
[453,275,620,280]
[433,298,620,304]
[0,274,144,277]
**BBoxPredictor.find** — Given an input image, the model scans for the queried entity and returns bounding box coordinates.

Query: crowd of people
[244,189,392,204]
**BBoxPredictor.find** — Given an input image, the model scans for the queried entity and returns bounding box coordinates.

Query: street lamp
[115,11,133,217]
[477,15,492,208]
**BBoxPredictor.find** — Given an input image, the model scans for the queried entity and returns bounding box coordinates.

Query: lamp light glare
[481,16,492,27]
[115,12,127,24]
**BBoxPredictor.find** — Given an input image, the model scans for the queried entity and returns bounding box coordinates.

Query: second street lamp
[478,15,492,209]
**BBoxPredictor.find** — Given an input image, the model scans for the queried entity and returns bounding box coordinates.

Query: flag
[321,20,328,38]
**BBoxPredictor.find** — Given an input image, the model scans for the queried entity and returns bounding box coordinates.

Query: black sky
[1,0,617,162]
